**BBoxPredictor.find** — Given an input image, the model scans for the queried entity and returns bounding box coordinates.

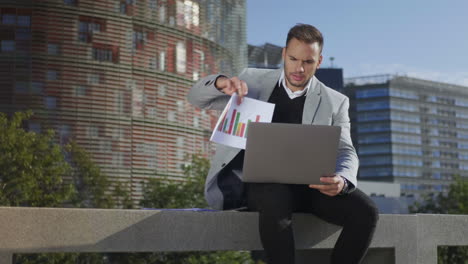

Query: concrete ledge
[0,207,467,264]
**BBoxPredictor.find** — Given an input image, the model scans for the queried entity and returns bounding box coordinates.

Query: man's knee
[247,183,293,213]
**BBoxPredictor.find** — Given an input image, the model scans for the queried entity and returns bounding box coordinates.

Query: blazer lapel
[302,76,322,124]
[258,69,282,101]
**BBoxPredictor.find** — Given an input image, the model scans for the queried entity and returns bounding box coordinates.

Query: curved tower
[0,0,246,202]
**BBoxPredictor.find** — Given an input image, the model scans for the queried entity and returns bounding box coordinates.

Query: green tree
[115,154,260,264]
[410,176,468,264]
[0,111,132,263]
[0,111,73,207]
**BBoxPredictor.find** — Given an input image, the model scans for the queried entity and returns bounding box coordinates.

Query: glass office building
[0,0,246,203]
[346,75,468,198]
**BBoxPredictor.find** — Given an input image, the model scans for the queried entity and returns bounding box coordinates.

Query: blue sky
[247,0,468,86]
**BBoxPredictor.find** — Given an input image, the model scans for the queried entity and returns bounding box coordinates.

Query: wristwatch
[339,177,349,195]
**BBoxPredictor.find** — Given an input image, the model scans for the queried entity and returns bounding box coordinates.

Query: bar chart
[211,94,275,149]
[217,109,261,138]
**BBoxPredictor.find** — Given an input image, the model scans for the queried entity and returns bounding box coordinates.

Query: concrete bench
[0,207,467,264]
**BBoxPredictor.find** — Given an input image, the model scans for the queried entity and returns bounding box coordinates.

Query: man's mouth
[291,74,304,82]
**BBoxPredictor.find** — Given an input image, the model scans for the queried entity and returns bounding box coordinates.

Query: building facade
[346,75,468,198]
[0,0,246,202]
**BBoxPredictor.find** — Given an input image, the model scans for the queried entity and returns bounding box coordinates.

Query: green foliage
[2,111,257,263]
[0,111,73,207]
[140,154,208,209]
[126,154,260,264]
[65,141,115,208]
[410,176,468,264]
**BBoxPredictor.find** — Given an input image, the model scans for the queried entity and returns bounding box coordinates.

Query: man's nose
[295,62,305,73]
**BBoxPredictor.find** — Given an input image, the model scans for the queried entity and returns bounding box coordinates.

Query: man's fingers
[320,176,339,184]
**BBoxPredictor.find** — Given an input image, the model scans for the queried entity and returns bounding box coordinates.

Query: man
[187,24,378,264]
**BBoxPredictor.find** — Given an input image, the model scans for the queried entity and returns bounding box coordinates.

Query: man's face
[282,38,323,91]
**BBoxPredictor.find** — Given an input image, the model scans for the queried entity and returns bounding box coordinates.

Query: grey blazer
[187,68,359,210]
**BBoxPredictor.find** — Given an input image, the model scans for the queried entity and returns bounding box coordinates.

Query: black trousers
[246,183,379,264]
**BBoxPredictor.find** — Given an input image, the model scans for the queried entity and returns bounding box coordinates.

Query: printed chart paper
[210,94,275,149]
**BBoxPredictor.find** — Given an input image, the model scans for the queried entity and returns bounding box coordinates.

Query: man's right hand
[215,76,248,104]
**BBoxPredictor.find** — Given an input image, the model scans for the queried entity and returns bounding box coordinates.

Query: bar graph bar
[217,109,261,138]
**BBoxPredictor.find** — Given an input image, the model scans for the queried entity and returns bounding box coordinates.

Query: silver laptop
[242,123,341,185]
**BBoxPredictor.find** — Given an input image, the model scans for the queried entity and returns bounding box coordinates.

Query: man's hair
[286,24,324,52]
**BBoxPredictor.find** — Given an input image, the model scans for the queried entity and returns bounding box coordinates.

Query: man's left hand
[309,174,344,197]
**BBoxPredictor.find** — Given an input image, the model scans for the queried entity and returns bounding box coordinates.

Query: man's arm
[187,74,248,110]
[333,96,359,189]
[309,96,358,196]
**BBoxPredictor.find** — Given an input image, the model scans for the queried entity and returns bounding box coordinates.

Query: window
[119,0,135,15]
[359,167,392,177]
[389,89,418,99]
[92,47,115,62]
[47,70,58,80]
[193,71,199,81]
[159,51,166,71]
[15,81,28,93]
[358,134,391,144]
[17,15,30,27]
[360,156,392,166]
[391,123,420,134]
[149,57,157,70]
[87,73,100,84]
[393,158,423,167]
[2,14,16,25]
[356,101,389,111]
[75,85,87,96]
[391,112,420,123]
[356,88,388,99]
[78,17,104,42]
[149,0,157,9]
[28,121,41,133]
[390,101,417,112]
[176,0,199,29]
[1,40,15,52]
[176,42,186,73]
[47,43,60,55]
[158,85,166,96]
[31,82,43,94]
[45,96,57,109]
[176,100,184,112]
[358,145,390,155]
[357,111,389,122]
[64,0,77,5]
[158,3,166,23]
[87,125,99,138]
[117,91,125,113]
[132,31,146,50]
[392,145,422,156]
[16,28,31,40]
[391,134,421,144]
[357,123,390,133]
[168,111,176,122]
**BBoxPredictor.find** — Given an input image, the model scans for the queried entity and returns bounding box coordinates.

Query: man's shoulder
[239,68,281,79]
[315,77,348,101]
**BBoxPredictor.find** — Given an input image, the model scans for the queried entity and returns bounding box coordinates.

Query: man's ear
[317,55,323,69]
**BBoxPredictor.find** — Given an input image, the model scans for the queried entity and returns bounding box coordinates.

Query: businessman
[187,24,378,264]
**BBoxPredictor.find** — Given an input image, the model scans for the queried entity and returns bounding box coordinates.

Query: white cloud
[344,63,468,87]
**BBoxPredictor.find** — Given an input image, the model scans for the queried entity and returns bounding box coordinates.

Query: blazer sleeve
[187,74,231,111]
[333,96,359,189]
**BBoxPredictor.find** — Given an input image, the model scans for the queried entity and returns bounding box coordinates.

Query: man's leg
[295,187,379,264]
[247,183,296,264]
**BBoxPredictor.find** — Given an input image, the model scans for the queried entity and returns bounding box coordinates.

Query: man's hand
[309,174,345,197]
[215,76,248,104]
